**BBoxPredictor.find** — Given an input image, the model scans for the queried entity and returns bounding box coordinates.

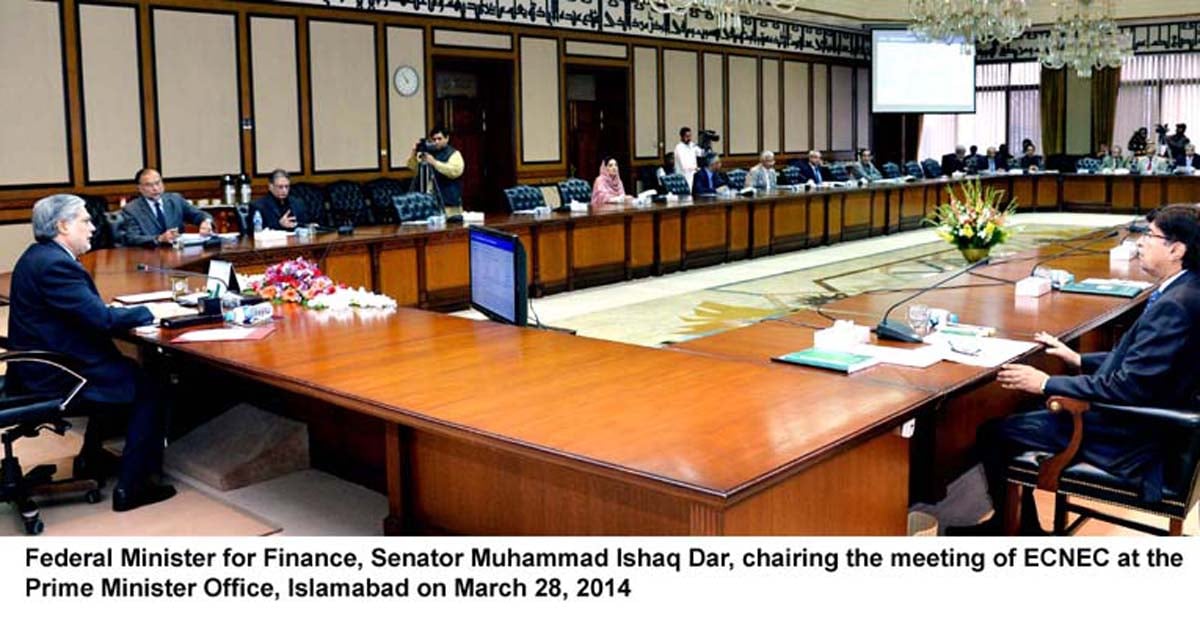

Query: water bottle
[238,173,251,205]
[221,174,235,205]
[252,209,263,234]
[223,302,273,326]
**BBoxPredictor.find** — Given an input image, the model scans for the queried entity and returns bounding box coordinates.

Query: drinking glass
[907,303,930,336]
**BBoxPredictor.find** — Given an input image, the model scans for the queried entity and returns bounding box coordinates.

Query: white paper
[114,290,174,304]
[173,327,259,342]
[923,332,1039,368]
[852,344,942,368]
[144,302,198,321]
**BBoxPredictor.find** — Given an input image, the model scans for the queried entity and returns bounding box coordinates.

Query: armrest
[1088,402,1200,428]
[1036,396,1088,491]
[0,350,88,410]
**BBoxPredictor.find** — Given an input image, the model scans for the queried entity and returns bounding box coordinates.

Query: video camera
[415,139,434,155]
[1155,124,1169,139]
[698,129,720,154]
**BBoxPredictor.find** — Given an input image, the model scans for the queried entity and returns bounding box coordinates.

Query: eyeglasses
[1143,231,1174,243]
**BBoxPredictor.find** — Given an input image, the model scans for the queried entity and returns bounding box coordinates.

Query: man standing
[951,205,1200,534]
[119,168,213,247]
[407,126,465,215]
[251,169,300,231]
[673,127,702,190]
[1166,123,1190,160]
[796,150,825,185]
[745,151,778,190]
[8,195,177,512]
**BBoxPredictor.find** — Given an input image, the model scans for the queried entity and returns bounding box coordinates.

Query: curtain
[1113,52,1200,153]
[916,63,1034,160]
[1090,66,1121,153]
[1039,67,1067,156]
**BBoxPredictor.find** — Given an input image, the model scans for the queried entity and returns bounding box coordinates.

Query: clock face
[393,65,420,97]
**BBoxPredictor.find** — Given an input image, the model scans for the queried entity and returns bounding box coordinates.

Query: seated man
[796,150,825,185]
[7,195,177,512]
[1017,144,1043,171]
[978,147,1007,173]
[745,150,778,191]
[941,145,969,175]
[691,153,728,196]
[250,169,300,231]
[119,168,213,247]
[1101,145,1129,170]
[952,204,1200,535]
[1178,143,1200,171]
[848,148,882,181]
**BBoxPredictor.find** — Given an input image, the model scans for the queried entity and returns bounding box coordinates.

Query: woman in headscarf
[591,157,631,207]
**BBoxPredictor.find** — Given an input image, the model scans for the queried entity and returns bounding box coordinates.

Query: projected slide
[872,30,976,113]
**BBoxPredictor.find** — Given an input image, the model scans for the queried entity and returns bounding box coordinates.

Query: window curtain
[1039,67,1067,155]
[1113,53,1200,153]
[1090,66,1121,152]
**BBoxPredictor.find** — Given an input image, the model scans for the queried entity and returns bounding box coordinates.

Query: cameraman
[407,126,465,214]
[673,127,702,190]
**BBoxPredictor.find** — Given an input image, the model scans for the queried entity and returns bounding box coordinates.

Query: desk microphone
[135,263,229,296]
[1027,228,1121,277]
[875,255,992,342]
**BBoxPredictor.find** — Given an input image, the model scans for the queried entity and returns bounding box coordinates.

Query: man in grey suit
[119,168,213,247]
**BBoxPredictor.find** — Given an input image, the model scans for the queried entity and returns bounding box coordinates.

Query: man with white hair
[7,194,176,512]
[796,150,825,185]
[745,150,778,191]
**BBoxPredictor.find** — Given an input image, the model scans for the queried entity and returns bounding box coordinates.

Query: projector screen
[872,30,976,114]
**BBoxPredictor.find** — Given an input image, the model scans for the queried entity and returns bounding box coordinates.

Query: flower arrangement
[249,257,337,305]
[924,178,1018,260]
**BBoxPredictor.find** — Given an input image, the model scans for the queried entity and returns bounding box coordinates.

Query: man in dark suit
[941,145,969,175]
[978,147,1008,173]
[1176,144,1200,171]
[951,204,1200,535]
[8,194,176,512]
[119,168,213,247]
[796,150,825,185]
[250,169,300,231]
[691,153,728,196]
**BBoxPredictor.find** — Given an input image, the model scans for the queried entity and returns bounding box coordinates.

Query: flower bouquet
[924,178,1017,262]
[249,257,338,305]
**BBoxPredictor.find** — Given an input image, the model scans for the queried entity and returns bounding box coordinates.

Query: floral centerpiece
[246,257,396,310]
[924,178,1017,262]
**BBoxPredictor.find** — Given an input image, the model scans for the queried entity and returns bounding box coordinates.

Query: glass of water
[907,303,930,336]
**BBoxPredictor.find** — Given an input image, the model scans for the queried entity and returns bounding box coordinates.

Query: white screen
[872,30,976,113]
[469,231,517,323]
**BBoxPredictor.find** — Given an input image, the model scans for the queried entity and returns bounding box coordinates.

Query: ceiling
[775,1,1200,30]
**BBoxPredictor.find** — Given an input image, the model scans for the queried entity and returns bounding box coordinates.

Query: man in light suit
[8,194,177,512]
[951,204,1200,535]
[1175,144,1200,171]
[119,168,213,247]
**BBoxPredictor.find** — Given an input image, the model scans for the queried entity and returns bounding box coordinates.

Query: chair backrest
[503,185,546,212]
[880,162,901,179]
[392,192,442,222]
[660,173,691,196]
[326,181,371,226]
[364,178,408,224]
[778,165,802,185]
[288,183,325,226]
[920,158,943,178]
[79,195,115,250]
[725,169,748,189]
[1076,157,1102,173]
[104,211,124,248]
[904,161,924,178]
[234,204,250,235]
[828,164,850,182]
[556,178,591,205]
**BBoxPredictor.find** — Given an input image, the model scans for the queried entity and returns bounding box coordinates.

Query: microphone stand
[876,255,992,343]
[136,264,228,315]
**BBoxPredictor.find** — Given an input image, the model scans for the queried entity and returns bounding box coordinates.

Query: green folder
[1060,279,1149,298]
[771,348,879,373]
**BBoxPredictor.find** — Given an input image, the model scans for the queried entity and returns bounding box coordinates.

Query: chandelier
[647,0,808,33]
[908,0,1030,49]
[1038,0,1132,78]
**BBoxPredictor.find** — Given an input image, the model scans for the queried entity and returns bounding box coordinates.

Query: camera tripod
[409,159,446,210]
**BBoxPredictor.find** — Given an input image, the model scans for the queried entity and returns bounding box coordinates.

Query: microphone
[876,255,992,342]
[136,263,229,295]
[1027,228,1121,277]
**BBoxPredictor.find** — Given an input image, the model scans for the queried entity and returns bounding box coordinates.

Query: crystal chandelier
[1038,0,1132,78]
[647,0,808,33]
[908,0,1030,49]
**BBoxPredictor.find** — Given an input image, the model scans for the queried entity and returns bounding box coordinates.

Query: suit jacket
[848,162,881,181]
[977,156,1007,172]
[691,168,728,196]
[1175,154,1200,169]
[119,192,212,247]
[1046,271,1200,409]
[6,241,153,403]
[250,194,306,230]
[941,154,968,176]
[1018,154,1043,170]
[795,161,824,184]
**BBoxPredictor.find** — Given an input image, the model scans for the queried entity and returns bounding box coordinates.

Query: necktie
[813,166,822,184]
[153,200,168,233]
[1147,289,1163,308]
[989,159,995,172]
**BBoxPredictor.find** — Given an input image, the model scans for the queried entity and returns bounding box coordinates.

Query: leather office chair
[392,192,442,222]
[660,173,691,197]
[0,336,101,535]
[1076,157,1102,173]
[725,169,748,190]
[828,164,851,182]
[287,183,326,227]
[104,211,124,248]
[904,161,925,178]
[556,178,592,209]
[80,195,116,250]
[326,181,372,227]
[365,178,408,225]
[503,185,546,212]
[778,166,803,186]
[1004,396,1200,536]
[920,158,943,178]
[881,162,902,179]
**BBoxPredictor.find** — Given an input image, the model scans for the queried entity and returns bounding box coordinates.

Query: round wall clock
[393,65,420,97]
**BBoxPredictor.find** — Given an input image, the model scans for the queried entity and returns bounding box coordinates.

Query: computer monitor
[468,226,528,327]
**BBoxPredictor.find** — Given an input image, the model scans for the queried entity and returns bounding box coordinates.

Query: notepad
[114,290,175,304]
[1060,278,1152,298]
[170,324,275,343]
[771,348,879,373]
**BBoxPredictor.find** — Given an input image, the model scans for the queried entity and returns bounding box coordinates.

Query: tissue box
[461,211,485,224]
[813,321,870,350]
[1015,276,1052,297]
[1110,243,1137,262]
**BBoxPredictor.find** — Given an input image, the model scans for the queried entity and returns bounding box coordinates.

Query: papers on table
[144,302,199,321]
[170,324,275,343]
[852,344,943,368]
[922,332,1038,368]
[114,290,175,304]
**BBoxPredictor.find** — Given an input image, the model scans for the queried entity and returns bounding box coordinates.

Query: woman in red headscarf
[591,157,631,207]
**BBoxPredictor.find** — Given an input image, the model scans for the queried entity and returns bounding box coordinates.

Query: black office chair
[828,164,851,182]
[660,173,691,197]
[0,336,101,535]
[904,161,925,178]
[778,166,802,186]
[326,181,372,227]
[288,183,326,227]
[881,162,902,179]
[79,195,116,251]
[503,185,546,212]
[104,211,125,248]
[365,178,408,225]
[556,178,592,210]
[1076,157,1102,173]
[1003,396,1200,536]
[392,192,443,222]
[920,158,943,178]
[725,169,748,190]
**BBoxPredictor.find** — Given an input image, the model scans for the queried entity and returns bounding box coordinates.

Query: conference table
[0,174,1181,535]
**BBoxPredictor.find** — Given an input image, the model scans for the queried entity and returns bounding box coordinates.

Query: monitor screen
[469,226,528,326]
[872,30,976,114]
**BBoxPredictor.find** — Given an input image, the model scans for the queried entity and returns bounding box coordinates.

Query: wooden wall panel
[663,50,699,149]
[79,4,144,182]
[812,64,829,151]
[0,2,69,186]
[154,9,240,178]
[433,29,511,50]
[387,27,426,170]
[831,66,853,151]
[856,68,870,149]
[309,20,378,172]
[633,47,659,158]
[783,61,810,153]
[702,53,725,147]
[761,59,780,154]
[565,41,627,59]
[727,56,759,156]
[520,37,561,164]
[250,16,302,175]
